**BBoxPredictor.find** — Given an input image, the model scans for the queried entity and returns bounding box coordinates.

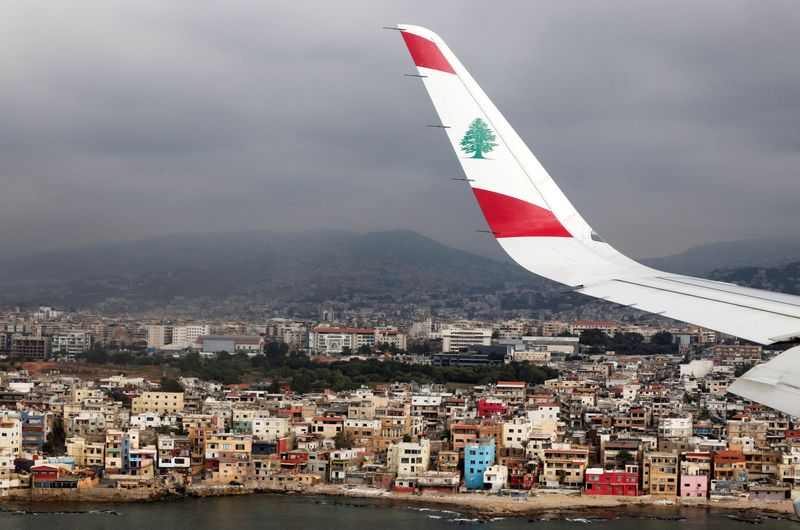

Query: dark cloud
[1,1,799,260]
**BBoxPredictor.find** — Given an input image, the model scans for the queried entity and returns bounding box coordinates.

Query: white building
[658,416,693,439]
[680,360,714,379]
[483,464,508,492]
[161,324,210,350]
[387,439,430,477]
[308,328,376,353]
[502,419,532,449]
[149,324,212,350]
[441,328,492,353]
[0,416,22,455]
[52,330,93,355]
[251,418,290,441]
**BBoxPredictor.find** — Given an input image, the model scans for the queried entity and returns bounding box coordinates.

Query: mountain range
[642,236,800,275]
[2,230,800,311]
[0,230,542,310]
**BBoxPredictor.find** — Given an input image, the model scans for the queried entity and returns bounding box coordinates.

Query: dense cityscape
[0,303,795,518]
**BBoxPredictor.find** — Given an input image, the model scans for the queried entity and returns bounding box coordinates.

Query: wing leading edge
[397,24,800,415]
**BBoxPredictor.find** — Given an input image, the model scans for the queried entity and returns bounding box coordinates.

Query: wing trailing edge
[397,24,800,416]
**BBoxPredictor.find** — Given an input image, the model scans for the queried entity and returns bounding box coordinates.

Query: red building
[280,450,309,473]
[477,399,507,418]
[30,464,61,483]
[507,459,535,489]
[584,468,639,496]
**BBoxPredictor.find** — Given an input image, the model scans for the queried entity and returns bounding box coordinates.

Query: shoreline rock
[1,483,797,523]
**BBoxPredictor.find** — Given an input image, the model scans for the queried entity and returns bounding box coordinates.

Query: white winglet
[398,24,800,416]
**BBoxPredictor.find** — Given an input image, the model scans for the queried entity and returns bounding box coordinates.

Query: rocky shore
[302,484,798,521]
[2,482,796,523]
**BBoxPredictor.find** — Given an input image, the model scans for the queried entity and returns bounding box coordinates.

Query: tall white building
[52,330,93,355]
[387,439,430,477]
[0,416,22,455]
[168,325,210,349]
[658,416,693,439]
[441,328,492,353]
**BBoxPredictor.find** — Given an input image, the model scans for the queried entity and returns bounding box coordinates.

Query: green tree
[291,372,312,394]
[616,449,633,468]
[158,377,184,392]
[651,331,674,346]
[334,430,355,449]
[460,117,497,159]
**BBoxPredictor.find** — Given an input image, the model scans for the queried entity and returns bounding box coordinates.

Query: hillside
[643,236,800,276]
[0,229,548,311]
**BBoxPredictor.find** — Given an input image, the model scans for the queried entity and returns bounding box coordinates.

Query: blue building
[464,438,495,489]
[20,412,46,454]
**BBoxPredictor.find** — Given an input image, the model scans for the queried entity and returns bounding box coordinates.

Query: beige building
[132,392,185,415]
[67,436,106,468]
[540,447,589,488]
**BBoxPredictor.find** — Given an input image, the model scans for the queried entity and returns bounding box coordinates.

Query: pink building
[680,475,708,498]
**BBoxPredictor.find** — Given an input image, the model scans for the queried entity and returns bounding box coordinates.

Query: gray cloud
[1,1,799,260]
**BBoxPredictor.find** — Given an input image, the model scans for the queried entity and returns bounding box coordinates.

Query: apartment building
[642,452,678,497]
[541,448,590,489]
[131,392,185,415]
[441,328,492,353]
[387,439,430,477]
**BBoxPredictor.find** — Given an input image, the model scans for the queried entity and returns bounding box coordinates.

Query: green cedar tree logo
[459,117,497,159]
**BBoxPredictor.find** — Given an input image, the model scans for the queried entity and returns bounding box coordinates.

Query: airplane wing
[396,24,800,416]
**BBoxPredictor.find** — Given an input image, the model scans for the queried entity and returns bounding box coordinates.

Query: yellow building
[204,433,252,461]
[642,452,678,497]
[131,392,185,415]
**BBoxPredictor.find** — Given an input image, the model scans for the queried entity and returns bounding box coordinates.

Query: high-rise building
[441,328,491,353]
[52,330,93,355]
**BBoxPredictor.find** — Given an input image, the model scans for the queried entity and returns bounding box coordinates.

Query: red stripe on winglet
[401,32,456,74]
[473,188,572,238]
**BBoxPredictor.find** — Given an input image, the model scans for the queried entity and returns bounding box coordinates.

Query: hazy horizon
[2,2,799,260]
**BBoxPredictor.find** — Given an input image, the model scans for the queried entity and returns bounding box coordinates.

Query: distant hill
[708,261,800,295]
[5,230,800,314]
[0,229,546,309]
[642,236,800,276]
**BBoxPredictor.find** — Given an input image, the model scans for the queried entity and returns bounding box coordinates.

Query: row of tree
[172,349,559,390]
[579,330,678,355]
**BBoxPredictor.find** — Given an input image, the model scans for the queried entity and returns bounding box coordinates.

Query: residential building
[441,328,492,353]
[584,468,639,496]
[131,392,185,415]
[387,439,430,477]
[642,452,678,497]
[464,439,495,489]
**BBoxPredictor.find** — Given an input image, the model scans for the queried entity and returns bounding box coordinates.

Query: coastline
[301,484,797,520]
[2,483,796,522]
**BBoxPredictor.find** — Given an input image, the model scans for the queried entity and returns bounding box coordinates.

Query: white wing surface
[396,24,800,347]
[397,24,800,416]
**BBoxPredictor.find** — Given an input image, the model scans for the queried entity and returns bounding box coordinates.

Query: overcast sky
[2,1,799,260]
